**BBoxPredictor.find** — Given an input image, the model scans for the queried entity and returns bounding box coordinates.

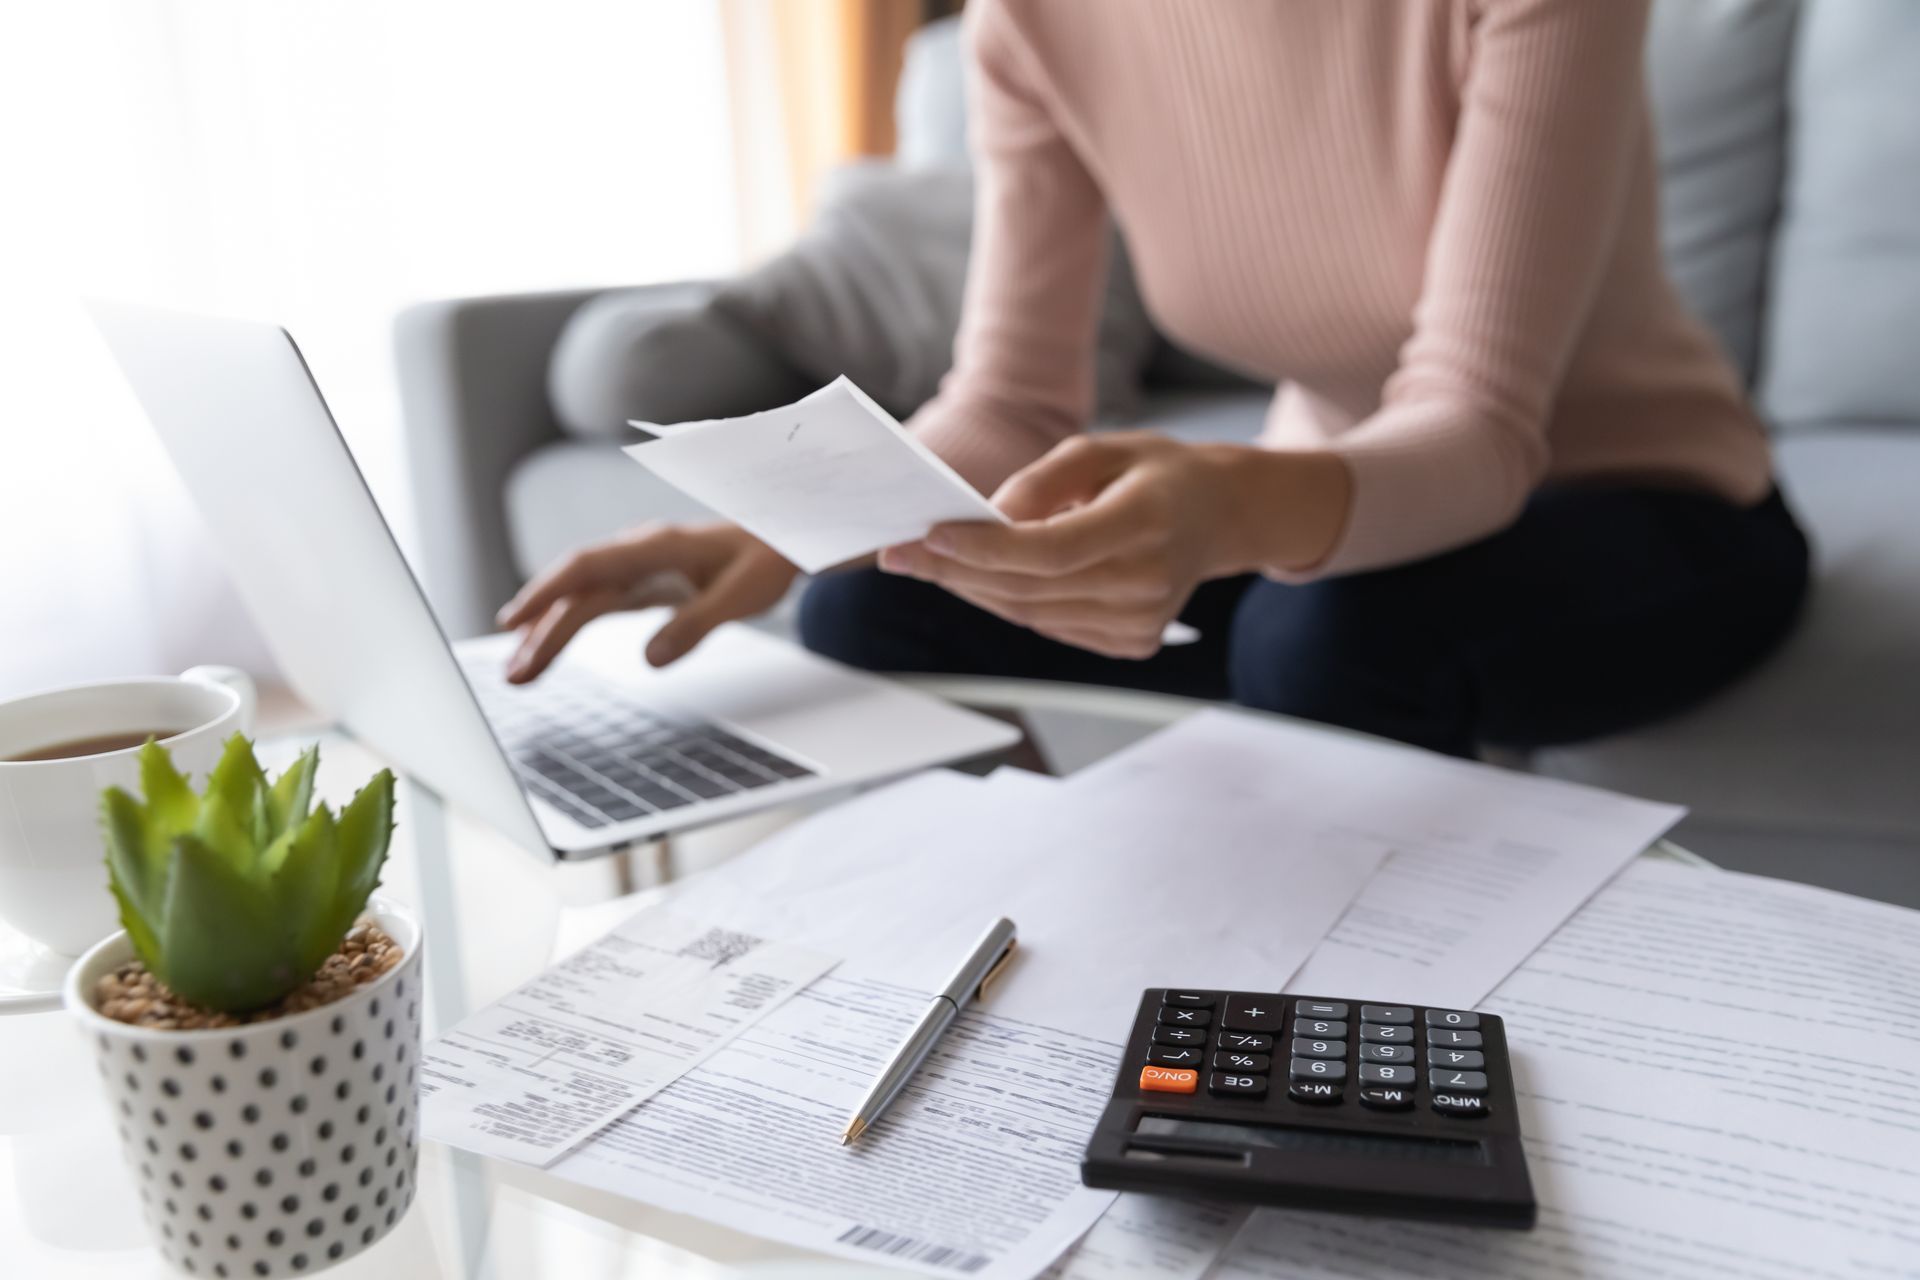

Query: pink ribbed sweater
[909,0,1773,578]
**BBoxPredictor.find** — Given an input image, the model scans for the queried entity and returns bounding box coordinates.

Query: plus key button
[1221,995,1288,1034]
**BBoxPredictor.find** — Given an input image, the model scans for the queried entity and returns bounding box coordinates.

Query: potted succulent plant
[63,736,423,1279]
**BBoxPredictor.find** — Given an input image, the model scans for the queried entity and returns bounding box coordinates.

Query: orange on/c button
[1139,1065,1199,1094]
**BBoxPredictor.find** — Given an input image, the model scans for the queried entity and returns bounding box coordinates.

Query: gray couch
[395,1,1920,905]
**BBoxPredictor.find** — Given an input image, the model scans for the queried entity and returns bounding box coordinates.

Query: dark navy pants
[797,485,1811,758]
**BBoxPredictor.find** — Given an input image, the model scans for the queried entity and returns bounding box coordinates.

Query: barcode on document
[837,1224,991,1273]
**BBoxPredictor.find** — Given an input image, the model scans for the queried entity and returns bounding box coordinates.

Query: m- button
[1222,996,1287,1034]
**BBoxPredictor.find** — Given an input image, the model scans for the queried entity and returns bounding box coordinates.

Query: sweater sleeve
[906,0,1110,496]
[1291,0,1653,579]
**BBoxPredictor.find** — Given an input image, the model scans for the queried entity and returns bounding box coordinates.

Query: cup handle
[180,665,258,737]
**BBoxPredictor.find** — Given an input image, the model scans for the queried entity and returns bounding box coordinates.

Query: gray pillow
[547,285,814,440]
[713,162,1157,424]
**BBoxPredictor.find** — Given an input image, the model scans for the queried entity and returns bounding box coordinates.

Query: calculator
[1079,989,1536,1228]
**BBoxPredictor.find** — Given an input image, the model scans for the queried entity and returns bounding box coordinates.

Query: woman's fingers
[928,471,1156,577]
[644,547,792,667]
[990,437,1134,522]
[881,542,1161,604]
[496,526,679,629]
[506,590,620,683]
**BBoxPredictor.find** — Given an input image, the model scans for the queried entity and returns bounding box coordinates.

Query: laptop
[88,300,1020,860]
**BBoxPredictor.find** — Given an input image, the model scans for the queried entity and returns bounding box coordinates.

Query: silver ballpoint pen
[839,917,1019,1145]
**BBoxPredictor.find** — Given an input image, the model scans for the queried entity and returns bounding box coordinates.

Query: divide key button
[1222,996,1288,1034]
[1152,1025,1207,1046]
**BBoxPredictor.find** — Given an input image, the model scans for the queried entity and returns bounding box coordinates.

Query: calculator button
[1429,1048,1484,1070]
[1291,1037,1346,1060]
[1163,990,1217,1009]
[1209,1072,1268,1098]
[1360,1024,1413,1044]
[1359,1063,1416,1086]
[1432,1091,1489,1117]
[1293,1000,1348,1019]
[1289,1080,1343,1105]
[1139,1065,1199,1094]
[1216,1032,1275,1053]
[1214,1050,1272,1072]
[1424,1009,1480,1029]
[1152,1025,1207,1046]
[1292,1018,1348,1038]
[1426,1028,1483,1049]
[1429,1069,1489,1093]
[1147,1046,1206,1068]
[1359,1043,1414,1064]
[1222,997,1287,1033]
[1157,1006,1213,1028]
[1360,1086,1415,1111]
[1289,1057,1348,1083]
[1359,1005,1414,1025]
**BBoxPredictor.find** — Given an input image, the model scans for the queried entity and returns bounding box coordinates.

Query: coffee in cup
[0,667,256,955]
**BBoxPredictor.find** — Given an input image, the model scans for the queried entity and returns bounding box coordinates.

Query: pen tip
[840,1118,865,1146]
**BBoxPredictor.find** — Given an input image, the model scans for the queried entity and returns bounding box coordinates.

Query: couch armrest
[393,283,710,639]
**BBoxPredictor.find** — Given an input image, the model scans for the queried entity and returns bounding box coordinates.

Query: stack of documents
[424,708,1707,1277]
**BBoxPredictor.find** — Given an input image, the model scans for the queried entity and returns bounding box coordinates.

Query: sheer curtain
[0,0,743,698]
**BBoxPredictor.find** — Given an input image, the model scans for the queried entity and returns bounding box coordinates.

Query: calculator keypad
[1142,990,1505,1121]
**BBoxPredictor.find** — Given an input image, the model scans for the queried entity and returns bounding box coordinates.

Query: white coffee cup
[0,667,256,956]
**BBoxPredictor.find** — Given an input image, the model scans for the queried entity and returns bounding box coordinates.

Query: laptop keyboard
[461,660,816,830]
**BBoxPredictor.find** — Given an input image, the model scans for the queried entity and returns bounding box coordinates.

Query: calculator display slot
[1135,1116,1490,1166]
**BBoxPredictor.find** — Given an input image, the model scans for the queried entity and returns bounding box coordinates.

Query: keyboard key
[1209,1072,1268,1098]
[1216,1032,1274,1053]
[1426,1028,1484,1049]
[1139,1066,1198,1094]
[1429,1048,1484,1070]
[1294,1000,1347,1019]
[1360,1063,1416,1085]
[1292,1018,1347,1038]
[1429,1069,1489,1093]
[1360,1086,1415,1111]
[1432,1091,1489,1117]
[1360,1043,1414,1064]
[1360,1024,1414,1044]
[1360,1005,1414,1025]
[1214,1051,1271,1072]
[1163,990,1216,1009]
[1151,1025,1207,1046]
[1157,1006,1212,1028]
[1147,1046,1206,1068]
[1289,1080,1342,1105]
[1222,996,1287,1033]
[1291,1037,1345,1060]
[1424,1009,1481,1029]
[1289,1057,1347,1083]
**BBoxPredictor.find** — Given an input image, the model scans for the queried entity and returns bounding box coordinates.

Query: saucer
[0,916,82,1014]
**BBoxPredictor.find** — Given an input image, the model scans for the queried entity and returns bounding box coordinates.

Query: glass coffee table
[0,679,1704,1278]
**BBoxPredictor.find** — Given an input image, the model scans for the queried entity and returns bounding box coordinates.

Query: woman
[500,0,1808,759]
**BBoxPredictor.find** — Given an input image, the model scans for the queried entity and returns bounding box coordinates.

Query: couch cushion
[504,441,716,577]
[1759,0,1920,428]
[1644,0,1800,386]
[1532,430,1920,837]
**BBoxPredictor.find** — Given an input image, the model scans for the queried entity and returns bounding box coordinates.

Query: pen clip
[975,939,1017,1002]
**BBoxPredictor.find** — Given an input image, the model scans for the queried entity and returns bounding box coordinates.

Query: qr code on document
[677,926,762,968]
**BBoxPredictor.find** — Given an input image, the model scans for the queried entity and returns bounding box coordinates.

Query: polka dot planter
[65,900,423,1278]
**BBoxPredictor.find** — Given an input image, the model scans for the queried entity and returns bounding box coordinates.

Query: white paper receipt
[419,904,838,1166]
[624,375,1004,574]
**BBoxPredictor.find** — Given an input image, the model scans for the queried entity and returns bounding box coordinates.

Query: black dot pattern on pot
[92,944,423,1277]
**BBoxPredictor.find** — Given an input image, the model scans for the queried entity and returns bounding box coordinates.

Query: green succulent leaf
[97,738,397,1015]
[267,745,320,841]
[153,833,303,1011]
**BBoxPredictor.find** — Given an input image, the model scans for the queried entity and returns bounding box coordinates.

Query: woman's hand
[497,522,796,682]
[878,433,1350,659]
